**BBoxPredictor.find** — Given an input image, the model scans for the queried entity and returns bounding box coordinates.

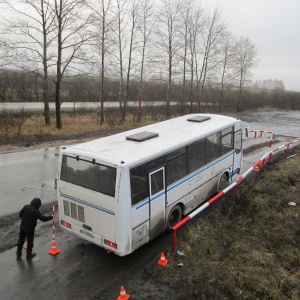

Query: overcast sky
[202,0,300,91]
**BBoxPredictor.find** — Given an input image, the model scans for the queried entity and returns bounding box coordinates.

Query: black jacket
[19,198,53,232]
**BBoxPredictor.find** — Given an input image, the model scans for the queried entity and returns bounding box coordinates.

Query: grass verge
[155,148,300,300]
[0,112,159,139]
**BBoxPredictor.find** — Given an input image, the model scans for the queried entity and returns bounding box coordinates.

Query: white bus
[57,114,244,256]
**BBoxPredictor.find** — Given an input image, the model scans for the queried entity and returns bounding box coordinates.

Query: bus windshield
[60,155,116,197]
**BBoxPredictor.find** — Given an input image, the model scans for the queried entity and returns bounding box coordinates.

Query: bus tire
[166,205,182,232]
[218,173,228,191]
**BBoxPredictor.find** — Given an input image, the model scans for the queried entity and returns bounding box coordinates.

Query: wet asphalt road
[0,223,173,299]
[0,110,299,299]
[0,147,60,218]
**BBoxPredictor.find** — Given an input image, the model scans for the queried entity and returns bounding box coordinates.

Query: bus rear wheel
[218,173,229,191]
[167,205,182,232]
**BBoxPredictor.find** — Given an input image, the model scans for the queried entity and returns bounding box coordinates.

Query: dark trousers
[17,229,34,257]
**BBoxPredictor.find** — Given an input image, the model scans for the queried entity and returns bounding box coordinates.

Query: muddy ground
[0,210,178,299]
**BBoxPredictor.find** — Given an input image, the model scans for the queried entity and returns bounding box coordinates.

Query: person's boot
[26,253,36,259]
[16,252,22,259]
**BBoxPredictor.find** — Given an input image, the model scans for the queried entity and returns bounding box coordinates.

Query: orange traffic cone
[157,252,169,266]
[23,241,28,249]
[253,166,259,172]
[117,286,130,300]
[49,240,60,256]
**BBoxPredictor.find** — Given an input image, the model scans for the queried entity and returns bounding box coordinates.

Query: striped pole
[49,201,60,256]
[172,138,300,251]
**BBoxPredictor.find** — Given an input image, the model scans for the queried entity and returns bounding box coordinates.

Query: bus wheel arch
[218,172,229,191]
[166,204,182,232]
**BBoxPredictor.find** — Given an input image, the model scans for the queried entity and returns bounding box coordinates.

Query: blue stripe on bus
[136,151,238,210]
[136,191,168,210]
[136,200,150,210]
[60,193,115,216]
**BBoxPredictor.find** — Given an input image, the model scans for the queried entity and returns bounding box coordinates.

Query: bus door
[148,167,166,239]
[234,130,242,174]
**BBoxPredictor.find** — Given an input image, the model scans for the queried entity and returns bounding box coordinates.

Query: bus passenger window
[130,164,148,206]
[221,127,234,155]
[150,169,164,196]
[187,139,205,173]
[235,131,242,154]
[167,154,187,186]
[206,132,221,163]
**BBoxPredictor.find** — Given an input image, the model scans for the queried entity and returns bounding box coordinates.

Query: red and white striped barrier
[250,129,275,139]
[249,130,275,147]
[172,138,300,252]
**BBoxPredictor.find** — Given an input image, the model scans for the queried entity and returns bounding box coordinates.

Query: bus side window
[221,129,234,155]
[235,131,242,154]
[167,147,187,185]
[130,164,148,206]
[206,132,221,163]
[150,169,164,196]
[187,139,205,173]
[167,160,181,185]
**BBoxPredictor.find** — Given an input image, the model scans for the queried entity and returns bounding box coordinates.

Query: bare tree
[123,0,141,123]
[136,0,155,122]
[88,0,115,125]
[156,0,181,118]
[195,7,225,111]
[186,4,204,113]
[217,31,236,112]
[0,40,14,68]
[178,0,193,115]
[110,0,128,122]
[235,36,257,111]
[51,0,93,129]
[109,0,143,123]
[1,0,56,125]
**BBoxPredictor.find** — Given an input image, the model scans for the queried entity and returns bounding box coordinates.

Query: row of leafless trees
[0,0,258,128]
[1,68,298,109]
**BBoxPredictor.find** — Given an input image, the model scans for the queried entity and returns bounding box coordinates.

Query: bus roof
[62,114,240,166]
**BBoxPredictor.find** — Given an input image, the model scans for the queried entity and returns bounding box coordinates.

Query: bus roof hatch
[187,116,211,123]
[125,131,159,142]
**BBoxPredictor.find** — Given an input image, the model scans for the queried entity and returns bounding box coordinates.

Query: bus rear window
[60,155,116,197]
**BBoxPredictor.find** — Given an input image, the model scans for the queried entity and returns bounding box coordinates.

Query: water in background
[0,101,176,112]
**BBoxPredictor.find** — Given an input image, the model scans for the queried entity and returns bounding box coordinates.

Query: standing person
[16,198,53,259]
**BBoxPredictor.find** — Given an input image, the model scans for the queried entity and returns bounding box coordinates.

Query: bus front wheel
[167,205,182,232]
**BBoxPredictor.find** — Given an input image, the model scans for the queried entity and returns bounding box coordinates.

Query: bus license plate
[80,229,94,238]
